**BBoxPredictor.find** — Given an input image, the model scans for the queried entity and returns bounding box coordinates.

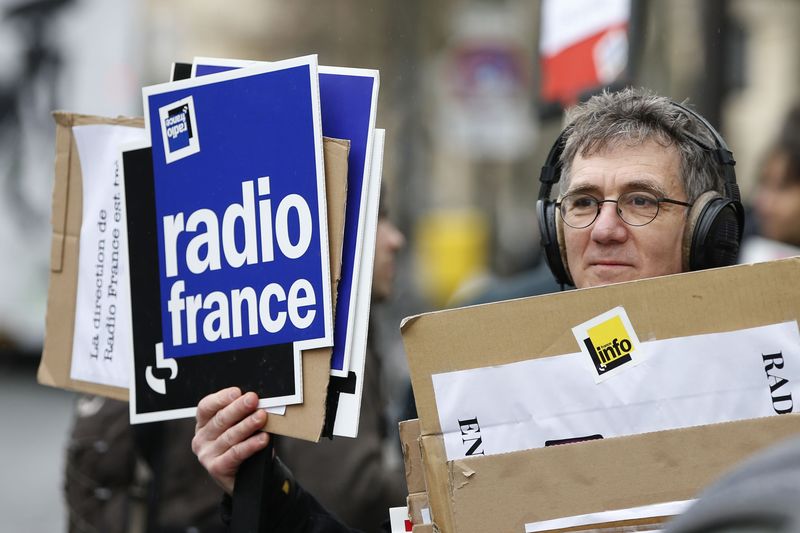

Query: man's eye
[571,196,595,209]
[626,193,657,208]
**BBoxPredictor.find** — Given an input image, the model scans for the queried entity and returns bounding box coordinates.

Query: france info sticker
[158,95,200,163]
[572,306,646,383]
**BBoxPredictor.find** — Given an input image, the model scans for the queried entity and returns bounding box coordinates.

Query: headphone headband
[669,101,741,204]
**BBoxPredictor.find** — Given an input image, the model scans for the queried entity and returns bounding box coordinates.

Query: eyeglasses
[556,191,693,229]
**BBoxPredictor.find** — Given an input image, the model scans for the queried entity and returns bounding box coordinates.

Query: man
[191,87,743,532]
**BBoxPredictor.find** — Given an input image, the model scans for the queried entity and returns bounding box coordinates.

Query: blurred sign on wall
[539,0,631,107]
[435,4,536,160]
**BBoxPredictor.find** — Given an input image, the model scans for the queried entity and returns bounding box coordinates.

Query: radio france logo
[158,95,200,164]
[572,307,645,383]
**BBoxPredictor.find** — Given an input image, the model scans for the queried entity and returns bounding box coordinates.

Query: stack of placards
[401,257,800,533]
[38,54,383,441]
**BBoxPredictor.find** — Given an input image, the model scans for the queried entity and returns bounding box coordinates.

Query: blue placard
[143,56,332,359]
[194,59,379,376]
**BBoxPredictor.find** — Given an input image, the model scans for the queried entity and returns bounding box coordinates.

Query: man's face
[372,217,405,301]
[754,150,800,247]
[563,140,689,289]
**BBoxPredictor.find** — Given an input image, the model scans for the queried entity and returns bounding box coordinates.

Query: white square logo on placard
[158,95,200,163]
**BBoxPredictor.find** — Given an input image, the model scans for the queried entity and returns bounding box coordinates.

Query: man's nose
[590,202,628,242]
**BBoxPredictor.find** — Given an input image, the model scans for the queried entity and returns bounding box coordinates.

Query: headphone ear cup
[683,191,716,272]
[684,192,743,271]
[555,209,573,285]
[537,199,571,285]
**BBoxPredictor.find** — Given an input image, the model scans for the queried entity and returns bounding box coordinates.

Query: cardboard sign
[142,55,333,365]
[191,57,380,378]
[123,142,301,421]
[38,112,351,440]
[330,128,384,437]
[402,258,800,533]
[190,57,384,437]
[38,113,143,402]
[432,320,800,460]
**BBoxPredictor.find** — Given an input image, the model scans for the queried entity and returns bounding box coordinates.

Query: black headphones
[536,101,745,286]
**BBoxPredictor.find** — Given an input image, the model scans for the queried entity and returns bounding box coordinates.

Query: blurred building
[3,0,800,383]
[2,2,799,530]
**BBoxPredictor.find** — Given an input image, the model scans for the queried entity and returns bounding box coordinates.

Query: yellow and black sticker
[572,307,644,382]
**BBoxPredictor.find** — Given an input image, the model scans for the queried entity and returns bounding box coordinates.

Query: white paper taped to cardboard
[388,506,411,533]
[433,321,800,460]
[524,499,693,533]
[70,124,147,388]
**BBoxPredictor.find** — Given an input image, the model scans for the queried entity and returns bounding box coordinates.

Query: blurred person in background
[65,398,227,533]
[63,203,406,533]
[273,206,407,533]
[739,105,800,263]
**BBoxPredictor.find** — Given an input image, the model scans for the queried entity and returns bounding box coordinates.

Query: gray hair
[559,87,725,202]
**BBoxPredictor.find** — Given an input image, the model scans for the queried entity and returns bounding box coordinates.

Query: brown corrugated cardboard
[38,112,349,441]
[426,415,800,532]
[402,257,800,533]
[261,135,349,442]
[38,112,142,401]
[407,491,430,527]
[399,418,426,494]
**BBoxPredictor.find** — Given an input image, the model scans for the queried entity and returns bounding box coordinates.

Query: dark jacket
[220,454,389,533]
[65,396,226,533]
[274,336,405,533]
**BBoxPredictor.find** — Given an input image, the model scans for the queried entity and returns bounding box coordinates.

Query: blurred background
[2,0,800,530]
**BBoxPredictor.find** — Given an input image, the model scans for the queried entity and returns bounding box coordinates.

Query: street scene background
[2,0,800,530]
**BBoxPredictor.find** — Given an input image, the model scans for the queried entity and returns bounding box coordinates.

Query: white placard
[389,506,412,533]
[70,124,147,388]
[333,128,385,437]
[259,129,385,432]
[433,321,800,460]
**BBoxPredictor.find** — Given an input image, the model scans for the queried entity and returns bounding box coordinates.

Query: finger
[201,391,261,442]
[196,387,241,429]
[207,406,267,458]
[212,430,270,482]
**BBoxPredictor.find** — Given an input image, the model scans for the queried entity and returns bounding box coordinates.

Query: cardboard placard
[402,258,800,533]
[143,56,334,360]
[38,112,142,402]
[399,418,426,494]
[186,58,386,438]
[38,112,350,441]
[191,57,381,379]
[407,492,430,527]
